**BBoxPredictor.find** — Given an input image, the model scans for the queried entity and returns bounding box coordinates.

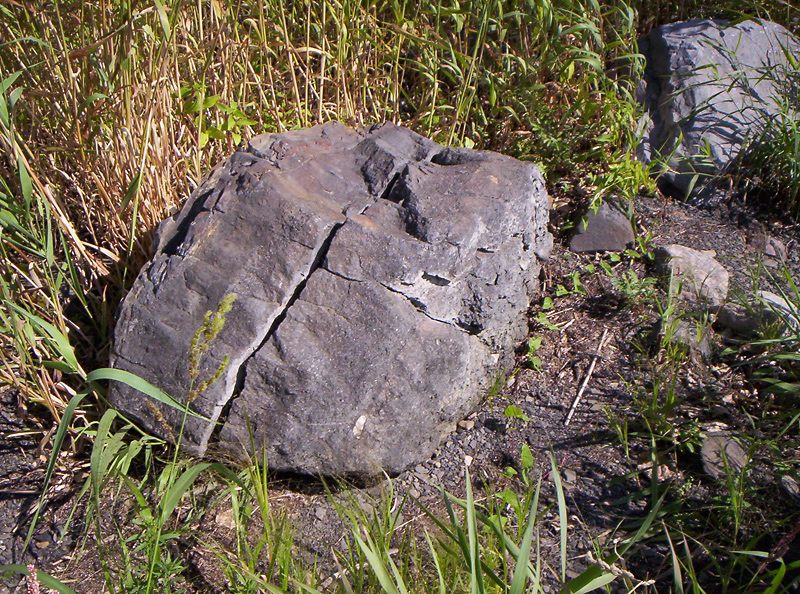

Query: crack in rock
[109,122,552,476]
[198,220,346,455]
[377,281,460,330]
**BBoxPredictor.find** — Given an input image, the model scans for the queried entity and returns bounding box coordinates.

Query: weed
[503,405,530,428]
[733,53,800,218]
[1,296,246,593]
[206,448,297,594]
[612,267,659,306]
[527,336,544,371]
[535,311,561,332]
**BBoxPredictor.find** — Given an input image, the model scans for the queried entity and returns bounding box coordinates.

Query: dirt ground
[2,193,800,593]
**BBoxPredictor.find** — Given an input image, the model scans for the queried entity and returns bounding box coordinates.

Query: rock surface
[109,122,552,477]
[655,244,729,311]
[657,316,714,361]
[637,19,800,203]
[701,432,747,480]
[569,199,634,253]
[717,290,800,337]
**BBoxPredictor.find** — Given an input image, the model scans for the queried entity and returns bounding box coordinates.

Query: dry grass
[0,0,645,420]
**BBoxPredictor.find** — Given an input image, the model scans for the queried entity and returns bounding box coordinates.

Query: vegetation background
[0,0,799,592]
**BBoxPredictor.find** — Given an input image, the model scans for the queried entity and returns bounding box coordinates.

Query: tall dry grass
[0,0,643,421]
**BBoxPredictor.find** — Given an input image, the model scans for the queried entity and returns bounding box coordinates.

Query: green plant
[9,295,245,594]
[503,405,531,430]
[526,336,544,371]
[178,84,258,149]
[331,475,417,594]
[206,447,297,594]
[613,267,658,305]
[716,264,800,412]
[733,44,800,217]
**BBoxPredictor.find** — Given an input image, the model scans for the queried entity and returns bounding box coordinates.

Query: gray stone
[569,199,634,253]
[764,236,788,262]
[701,432,747,480]
[109,122,552,477]
[638,19,800,203]
[658,316,713,361]
[717,290,800,337]
[655,244,729,311]
[781,475,800,499]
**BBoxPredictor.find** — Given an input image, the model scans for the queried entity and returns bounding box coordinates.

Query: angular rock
[717,290,800,337]
[764,236,787,261]
[638,19,800,203]
[655,244,729,311]
[701,432,747,480]
[569,199,634,253]
[656,316,714,361]
[763,236,788,268]
[109,122,552,477]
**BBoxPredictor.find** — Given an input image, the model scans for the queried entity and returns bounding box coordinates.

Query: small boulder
[569,199,634,253]
[109,122,552,478]
[717,290,800,337]
[655,244,729,311]
[637,19,800,204]
[657,316,714,361]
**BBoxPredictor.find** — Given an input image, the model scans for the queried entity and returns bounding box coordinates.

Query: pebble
[215,509,236,530]
[457,419,475,431]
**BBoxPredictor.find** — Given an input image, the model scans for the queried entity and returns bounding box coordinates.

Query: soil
[2,193,800,593]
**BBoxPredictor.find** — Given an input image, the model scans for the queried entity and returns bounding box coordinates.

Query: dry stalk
[565,328,611,426]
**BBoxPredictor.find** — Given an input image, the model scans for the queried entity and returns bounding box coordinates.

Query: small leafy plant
[527,336,544,371]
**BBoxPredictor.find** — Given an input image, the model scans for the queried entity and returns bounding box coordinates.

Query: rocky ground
[2,193,800,593]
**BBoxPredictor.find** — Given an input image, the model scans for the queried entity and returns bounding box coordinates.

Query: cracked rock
[109,122,552,477]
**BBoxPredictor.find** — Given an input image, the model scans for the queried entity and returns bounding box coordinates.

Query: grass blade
[355,530,401,594]
[550,452,568,583]
[509,478,539,594]
[87,368,210,421]
[464,465,485,594]
[24,391,90,549]
[0,565,78,594]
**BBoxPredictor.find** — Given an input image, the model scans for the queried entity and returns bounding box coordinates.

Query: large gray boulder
[638,19,800,204]
[109,122,552,477]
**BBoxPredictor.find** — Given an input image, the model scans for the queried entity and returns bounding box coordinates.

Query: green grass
[2,0,800,592]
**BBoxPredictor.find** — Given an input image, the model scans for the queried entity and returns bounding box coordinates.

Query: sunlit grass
[1,0,800,592]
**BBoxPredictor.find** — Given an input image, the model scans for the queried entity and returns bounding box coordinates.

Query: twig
[756,513,800,577]
[565,329,610,426]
